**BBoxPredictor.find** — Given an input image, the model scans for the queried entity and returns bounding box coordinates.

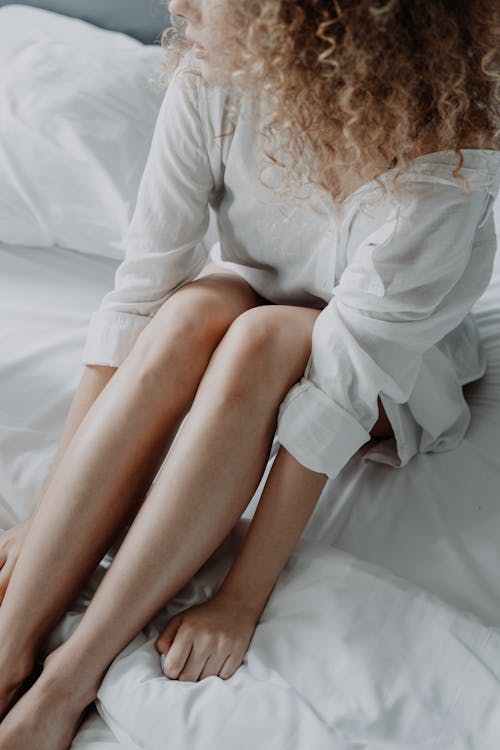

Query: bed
[1,4,499,749]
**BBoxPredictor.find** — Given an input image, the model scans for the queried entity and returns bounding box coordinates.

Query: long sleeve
[82,52,215,367]
[275,167,499,480]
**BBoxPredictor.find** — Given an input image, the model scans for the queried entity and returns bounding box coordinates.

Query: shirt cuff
[275,377,372,480]
[82,310,153,367]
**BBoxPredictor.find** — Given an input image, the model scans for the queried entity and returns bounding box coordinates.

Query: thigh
[177,261,270,331]
[194,259,238,281]
[183,257,268,312]
[133,260,271,362]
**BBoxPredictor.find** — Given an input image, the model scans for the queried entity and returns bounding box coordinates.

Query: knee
[225,307,281,356]
[130,293,225,379]
[214,307,310,402]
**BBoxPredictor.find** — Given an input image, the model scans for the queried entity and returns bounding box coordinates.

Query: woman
[0,1,498,747]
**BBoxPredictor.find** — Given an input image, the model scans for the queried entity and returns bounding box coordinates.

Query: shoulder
[167,49,242,139]
[353,149,500,223]
[399,149,500,202]
[162,50,203,109]
[169,50,238,109]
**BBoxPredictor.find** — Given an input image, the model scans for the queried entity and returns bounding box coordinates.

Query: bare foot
[0,667,93,749]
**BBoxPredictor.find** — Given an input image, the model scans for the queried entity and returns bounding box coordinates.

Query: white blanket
[36,520,500,750]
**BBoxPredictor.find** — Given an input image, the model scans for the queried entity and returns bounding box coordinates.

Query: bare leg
[0,262,236,608]
[0,304,318,749]
[0,270,263,718]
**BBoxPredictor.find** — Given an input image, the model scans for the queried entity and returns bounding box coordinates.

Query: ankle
[41,645,100,706]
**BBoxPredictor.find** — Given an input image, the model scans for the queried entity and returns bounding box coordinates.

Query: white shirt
[82,50,500,480]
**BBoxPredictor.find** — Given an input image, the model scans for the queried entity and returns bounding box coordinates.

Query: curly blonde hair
[160,1,499,215]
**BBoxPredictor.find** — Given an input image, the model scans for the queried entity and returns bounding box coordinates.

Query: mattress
[1,5,500,746]
[0,199,499,748]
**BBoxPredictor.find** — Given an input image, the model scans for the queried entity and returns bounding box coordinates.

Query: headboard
[0,1,171,44]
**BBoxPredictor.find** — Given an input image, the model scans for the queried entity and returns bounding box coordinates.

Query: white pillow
[0,5,166,260]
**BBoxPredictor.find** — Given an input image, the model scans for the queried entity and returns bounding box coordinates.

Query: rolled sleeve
[277,378,371,477]
[82,51,215,368]
[82,310,154,368]
[276,167,498,480]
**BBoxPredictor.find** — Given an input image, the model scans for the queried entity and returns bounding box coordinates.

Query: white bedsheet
[0,197,499,748]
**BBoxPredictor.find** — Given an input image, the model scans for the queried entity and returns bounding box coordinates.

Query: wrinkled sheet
[34,519,500,750]
[0,196,499,748]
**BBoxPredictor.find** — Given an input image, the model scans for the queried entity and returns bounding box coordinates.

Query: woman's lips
[192,43,207,59]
